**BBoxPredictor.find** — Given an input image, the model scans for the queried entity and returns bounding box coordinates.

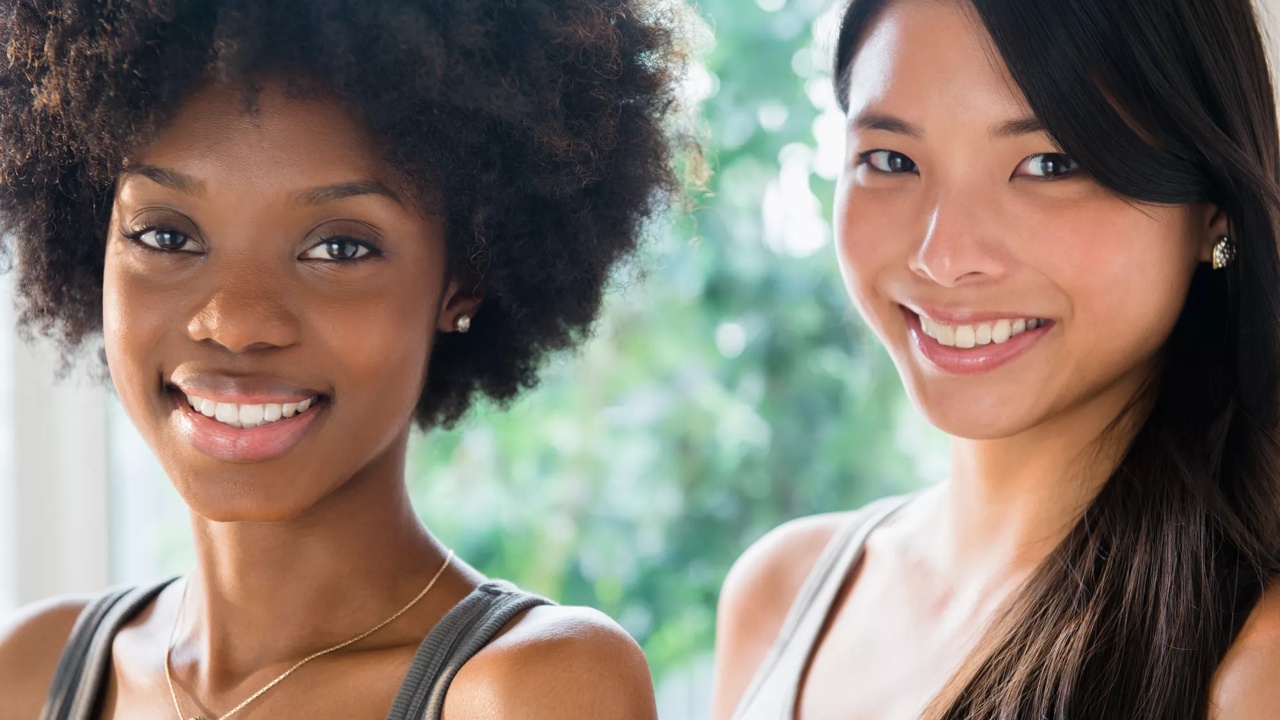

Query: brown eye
[863,150,918,174]
[300,238,374,261]
[1017,153,1081,179]
[131,228,199,253]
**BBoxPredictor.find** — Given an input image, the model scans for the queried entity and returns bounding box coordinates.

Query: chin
[901,373,1044,441]
[193,504,311,524]
[917,406,1033,440]
[185,494,322,524]
[169,464,331,524]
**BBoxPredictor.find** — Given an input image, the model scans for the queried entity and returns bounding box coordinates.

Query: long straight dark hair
[833,0,1280,717]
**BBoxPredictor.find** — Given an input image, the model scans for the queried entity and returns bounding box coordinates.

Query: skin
[711,2,1280,719]
[0,82,657,720]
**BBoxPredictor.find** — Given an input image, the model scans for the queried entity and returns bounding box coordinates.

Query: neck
[173,432,466,690]
[937,367,1152,585]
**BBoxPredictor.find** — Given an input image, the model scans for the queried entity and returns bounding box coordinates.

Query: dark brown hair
[0,0,695,428]
[833,0,1280,717]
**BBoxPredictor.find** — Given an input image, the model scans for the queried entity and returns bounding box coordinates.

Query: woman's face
[104,82,471,522]
[835,0,1217,440]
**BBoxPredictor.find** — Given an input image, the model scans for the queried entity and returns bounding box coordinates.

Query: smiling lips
[171,390,326,463]
[905,307,1052,375]
[919,315,1046,348]
[167,371,329,462]
[183,392,318,429]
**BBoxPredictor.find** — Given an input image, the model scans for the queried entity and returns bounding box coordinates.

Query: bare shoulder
[718,511,854,641]
[709,510,855,720]
[443,603,656,720]
[1210,581,1280,719]
[0,595,93,720]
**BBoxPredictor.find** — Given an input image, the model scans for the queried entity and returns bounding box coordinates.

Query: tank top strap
[39,579,177,720]
[732,494,914,720]
[386,579,553,720]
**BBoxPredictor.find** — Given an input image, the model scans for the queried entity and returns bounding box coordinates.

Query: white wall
[0,272,15,611]
[0,274,110,609]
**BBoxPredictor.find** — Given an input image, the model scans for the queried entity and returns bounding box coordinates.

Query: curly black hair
[0,0,694,427]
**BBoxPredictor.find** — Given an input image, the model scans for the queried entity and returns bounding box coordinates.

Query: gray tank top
[732,495,912,720]
[38,578,551,720]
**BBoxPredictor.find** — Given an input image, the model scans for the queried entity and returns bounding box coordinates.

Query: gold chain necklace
[164,550,454,720]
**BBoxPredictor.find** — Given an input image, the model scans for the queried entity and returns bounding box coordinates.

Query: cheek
[334,297,431,383]
[1026,204,1198,363]
[312,273,438,423]
[102,249,165,400]
[834,181,915,332]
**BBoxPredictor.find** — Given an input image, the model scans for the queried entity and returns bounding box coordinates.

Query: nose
[186,268,302,353]
[909,187,1012,287]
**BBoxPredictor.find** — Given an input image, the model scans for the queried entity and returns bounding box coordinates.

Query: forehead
[127,82,388,188]
[844,0,1031,128]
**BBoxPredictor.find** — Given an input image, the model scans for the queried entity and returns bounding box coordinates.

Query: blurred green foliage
[407,0,942,698]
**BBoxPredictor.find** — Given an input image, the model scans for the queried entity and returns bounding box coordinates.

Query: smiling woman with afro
[0,0,698,718]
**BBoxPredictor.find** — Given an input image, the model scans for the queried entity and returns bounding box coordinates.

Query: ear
[436,278,484,333]
[1198,204,1230,263]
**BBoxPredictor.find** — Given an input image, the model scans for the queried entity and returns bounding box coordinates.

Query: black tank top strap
[39,579,177,720]
[386,579,554,720]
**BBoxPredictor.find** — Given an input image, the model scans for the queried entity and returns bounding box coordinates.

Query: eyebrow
[122,164,206,197]
[990,116,1046,139]
[848,111,1049,141]
[294,180,403,207]
[120,165,403,207]
[850,111,923,139]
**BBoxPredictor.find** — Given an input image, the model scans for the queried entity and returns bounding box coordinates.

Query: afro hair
[0,0,696,427]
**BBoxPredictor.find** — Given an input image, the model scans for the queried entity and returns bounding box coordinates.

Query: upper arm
[709,513,849,720]
[443,604,657,720]
[0,596,91,720]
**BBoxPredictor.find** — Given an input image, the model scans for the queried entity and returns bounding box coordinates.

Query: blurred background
[4,0,1278,717]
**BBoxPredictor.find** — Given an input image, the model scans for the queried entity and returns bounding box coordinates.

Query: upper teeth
[919,316,1045,348]
[185,394,315,429]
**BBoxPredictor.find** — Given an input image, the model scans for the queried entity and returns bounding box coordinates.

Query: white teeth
[918,314,1045,349]
[215,403,238,424]
[992,319,1011,344]
[182,393,317,429]
[239,404,265,426]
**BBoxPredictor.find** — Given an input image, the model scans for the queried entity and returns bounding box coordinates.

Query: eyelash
[123,226,384,262]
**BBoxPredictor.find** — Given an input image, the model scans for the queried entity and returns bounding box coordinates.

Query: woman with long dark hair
[713,0,1280,717]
